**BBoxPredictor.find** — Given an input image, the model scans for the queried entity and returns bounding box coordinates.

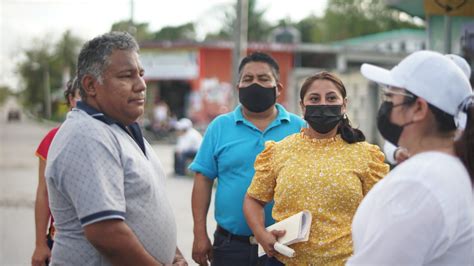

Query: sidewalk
[151,143,216,265]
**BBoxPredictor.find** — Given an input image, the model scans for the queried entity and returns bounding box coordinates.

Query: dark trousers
[211,228,267,266]
[265,257,285,266]
[174,151,196,175]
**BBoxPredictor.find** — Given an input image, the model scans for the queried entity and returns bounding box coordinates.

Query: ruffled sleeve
[247,140,277,203]
[360,143,390,195]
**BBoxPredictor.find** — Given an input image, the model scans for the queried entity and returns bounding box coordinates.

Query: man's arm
[191,173,214,265]
[84,219,163,266]
[173,247,188,266]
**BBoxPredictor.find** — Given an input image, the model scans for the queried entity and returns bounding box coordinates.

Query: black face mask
[304,105,343,134]
[377,101,414,146]
[239,83,276,113]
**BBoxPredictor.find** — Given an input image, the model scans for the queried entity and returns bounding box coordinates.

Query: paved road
[0,98,216,265]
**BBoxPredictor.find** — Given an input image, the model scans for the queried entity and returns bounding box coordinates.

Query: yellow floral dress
[247,131,389,265]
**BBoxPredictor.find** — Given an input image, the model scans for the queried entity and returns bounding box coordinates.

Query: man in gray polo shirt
[45,32,186,265]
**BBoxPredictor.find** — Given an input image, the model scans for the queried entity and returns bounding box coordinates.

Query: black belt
[216,225,257,245]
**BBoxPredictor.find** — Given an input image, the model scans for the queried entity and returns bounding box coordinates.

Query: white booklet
[258,210,312,257]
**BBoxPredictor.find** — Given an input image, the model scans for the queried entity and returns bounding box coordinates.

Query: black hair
[428,104,457,132]
[238,52,280,82]
[403,91,472,183]
[300,71,365,144]
[64,77,79,107]
[402,91,456,132]
[455,102,474,184]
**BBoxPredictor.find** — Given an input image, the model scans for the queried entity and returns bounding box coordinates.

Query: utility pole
[43,65,51,119]
[443,14,452,53]
[231,0,248,106]
[130,0,134,23]
[129,0,136,37]
[435,0,469,53]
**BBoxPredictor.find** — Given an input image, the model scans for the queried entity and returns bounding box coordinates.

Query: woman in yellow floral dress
[243,71,389,265]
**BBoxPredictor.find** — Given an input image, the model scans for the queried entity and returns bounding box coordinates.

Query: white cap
[175,118,192,131]
[445,54,471,79]
[361,50,472,116]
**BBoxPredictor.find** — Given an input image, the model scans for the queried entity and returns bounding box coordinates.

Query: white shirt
[176,127,202,153]
[348,152,474,265]
[154,105,168,122]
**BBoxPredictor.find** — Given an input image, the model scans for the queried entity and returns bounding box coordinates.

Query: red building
[140,41,295,128]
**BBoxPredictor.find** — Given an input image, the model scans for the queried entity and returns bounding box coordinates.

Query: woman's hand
[255,229,286,257]
[31,243,51,266]
[394,147,410,164]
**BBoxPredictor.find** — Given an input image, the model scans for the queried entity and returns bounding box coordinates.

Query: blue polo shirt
[189,104,305,236]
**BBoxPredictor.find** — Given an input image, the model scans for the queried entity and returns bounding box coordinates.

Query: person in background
[243,71,389,265]
[190,52,306,266]
[45,32,186,265]
[348,50,474,265]
[152,100,171,137]
[383,53,471,165]
[31,77,81,266]
[174,118,202,176]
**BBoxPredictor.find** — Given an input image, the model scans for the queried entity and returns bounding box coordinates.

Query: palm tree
[205,0,271,42]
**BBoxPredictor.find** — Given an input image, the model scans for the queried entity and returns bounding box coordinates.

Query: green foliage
[204,31,231,41]
[153,23,196,41]
[54,30,82,72]
[312,0,424,43]
[17,40,52,112]
[204,0,422,44]
[110,20,197,42]
[110,20,153,42]
[296,15,324,43]
[204,0,272,42]
[247,0,271,41]
[0,86,12,105]
[16,31,82,119]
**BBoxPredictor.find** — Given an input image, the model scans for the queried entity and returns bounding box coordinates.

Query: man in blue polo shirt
[190,52,305,266]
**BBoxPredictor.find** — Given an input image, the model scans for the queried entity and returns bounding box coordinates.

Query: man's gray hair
[77,31,139,99]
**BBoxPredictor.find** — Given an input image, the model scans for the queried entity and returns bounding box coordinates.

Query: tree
[110,20,153,42]
[318,0,423,42]
[295,15,324,43]
[204,0,272,42]
[54,30,82,76]
[16,31,83,119]
[17,40,53,114]
[246,0,272,41]
[153,23,196,41]
[0,85,12,106]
